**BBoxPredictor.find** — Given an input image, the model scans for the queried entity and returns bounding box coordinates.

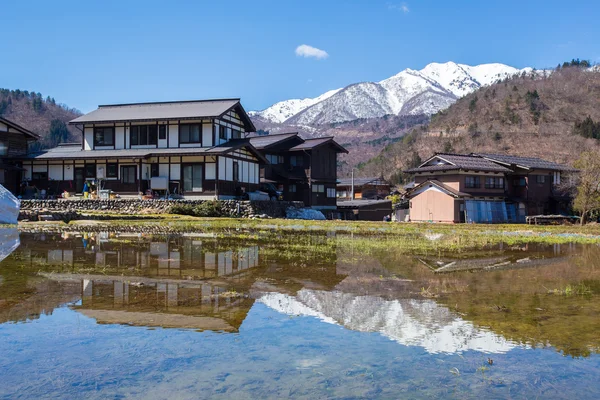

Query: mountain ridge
[252,62,532,125]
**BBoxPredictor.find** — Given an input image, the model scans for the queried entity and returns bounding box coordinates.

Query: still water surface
[1,228,599,399]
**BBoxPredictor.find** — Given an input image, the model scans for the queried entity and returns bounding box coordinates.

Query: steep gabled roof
[406,153,511,173]
[70,98,256,132]
[248,132,300,150]
[337,177,389,187]
[289,137,349,153]
[475,153,577,172]
[0,117,40,140]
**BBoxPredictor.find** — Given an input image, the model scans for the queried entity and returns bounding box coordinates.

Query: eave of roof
[0,117,40,140]
[69,98,256,132]
[408,179,471,198]
[248,132,300,150]
[289,137,349,153]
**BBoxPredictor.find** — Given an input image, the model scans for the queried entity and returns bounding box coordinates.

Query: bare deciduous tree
[573,150,600,224]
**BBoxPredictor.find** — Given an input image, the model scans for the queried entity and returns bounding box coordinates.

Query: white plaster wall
[225,158,233,181]
[218,157,226,180]
[33,164,47,173]
[23,163,32,180]
[48,165,62,180]
[205,163,216,179]
[159,164,169,177]
[168,124,178,148]
[115,126,125,149]
[170,164,181,180]
[63,165,74,180]
[84,128,93,150]
[202,123,213,147]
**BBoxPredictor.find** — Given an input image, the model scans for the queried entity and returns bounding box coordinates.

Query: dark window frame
[130,125,158,146]
[219,125,227,140]
[151,163,160,178]
[121,165,136,184]
[159,125,167,140]
[465,176,481,189]
[93,127,115,147]
[85,163,96,178]
[182,163,204,192]
[233,161,239,182]
[536,175,546,184]
[485,177,504,189]
[106,163,118,178]
[179,123,202,144]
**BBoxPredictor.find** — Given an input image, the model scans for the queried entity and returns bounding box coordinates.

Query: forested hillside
[357,62,600,183]
[0,89,81,150]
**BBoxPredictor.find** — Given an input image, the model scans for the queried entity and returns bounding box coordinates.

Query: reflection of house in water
[31,233,260,280]
[73,278,254,332]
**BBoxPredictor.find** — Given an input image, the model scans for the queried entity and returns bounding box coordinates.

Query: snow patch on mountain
[252,61,535,125]
[250,88,341,123]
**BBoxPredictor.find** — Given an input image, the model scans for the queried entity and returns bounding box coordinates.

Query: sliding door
[183,164,203,192]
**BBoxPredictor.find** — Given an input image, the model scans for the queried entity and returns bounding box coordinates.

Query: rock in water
[0,184,19,224]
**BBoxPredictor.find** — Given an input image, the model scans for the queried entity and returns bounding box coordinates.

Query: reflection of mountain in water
[259,289,521,354]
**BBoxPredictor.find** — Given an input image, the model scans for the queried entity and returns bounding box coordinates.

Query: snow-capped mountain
[252,62,533,125]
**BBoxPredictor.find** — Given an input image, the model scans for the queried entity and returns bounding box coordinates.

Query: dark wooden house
[249,133,348,210]
[0,117,39,193]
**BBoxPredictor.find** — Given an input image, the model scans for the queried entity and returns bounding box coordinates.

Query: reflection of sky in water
[259,290,521,354]
[1,303,599,399]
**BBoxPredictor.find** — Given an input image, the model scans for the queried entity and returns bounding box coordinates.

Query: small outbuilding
[335,199,392,221]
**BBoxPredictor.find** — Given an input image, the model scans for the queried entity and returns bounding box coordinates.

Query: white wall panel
[168,124,178,148]
[159,164,169,177]
[202,123,213,147]
[63,165,74,180]
[115,126,125,149]
[205,163,216,179]
[241,161,248,183]
[225,157,233,181]
[170,163,181,180]
[218,157,226,180]
[24,163,32,180]
[33,164,47,173]
[84,128,93,150]
[48,165,62,180]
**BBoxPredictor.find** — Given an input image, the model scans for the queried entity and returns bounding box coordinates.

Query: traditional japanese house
[18,99,265,198]
[0,117,39,193]
[249,133,348,210]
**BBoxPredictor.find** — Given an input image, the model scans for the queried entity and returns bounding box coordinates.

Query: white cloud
[295,44,329,60]
[388,2,409,13]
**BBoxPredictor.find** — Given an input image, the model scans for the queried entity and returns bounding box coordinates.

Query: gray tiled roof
[337,177,388,186]
[70,98,245,124]
[476,153,576,172]
[290,137,348,153]
[406,153,512,173]
[248,133,299,149]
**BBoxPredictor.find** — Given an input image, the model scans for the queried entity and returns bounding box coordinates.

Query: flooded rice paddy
[1,226,600,399]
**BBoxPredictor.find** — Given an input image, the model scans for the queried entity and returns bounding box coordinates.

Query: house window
[514,177,527,187]
[485,177,504,189]
[183,164,203,192]
[231,129,242,139]
[536,175,546,184]
[312,184,325,193]
[121,166,136,184]
[327,188,336,198]
[151,163,159,178]
[131,125,158,146]
[179,124,201,144]
[219,126,227,140]
[0,141,7,156]
[290,155,303,167]
[106,163,118,178]
[94,127,115,146]
[266,154,284,165]
[85,163,96,178]
[159,125,167,140]
[32,172,48,180]
[465,176,480,188]
[289,184,297,193]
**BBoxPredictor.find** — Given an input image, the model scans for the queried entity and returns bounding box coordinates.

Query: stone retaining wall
[19,199,305,221]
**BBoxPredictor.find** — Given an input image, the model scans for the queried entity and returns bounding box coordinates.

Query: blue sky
[2,0,599,113]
